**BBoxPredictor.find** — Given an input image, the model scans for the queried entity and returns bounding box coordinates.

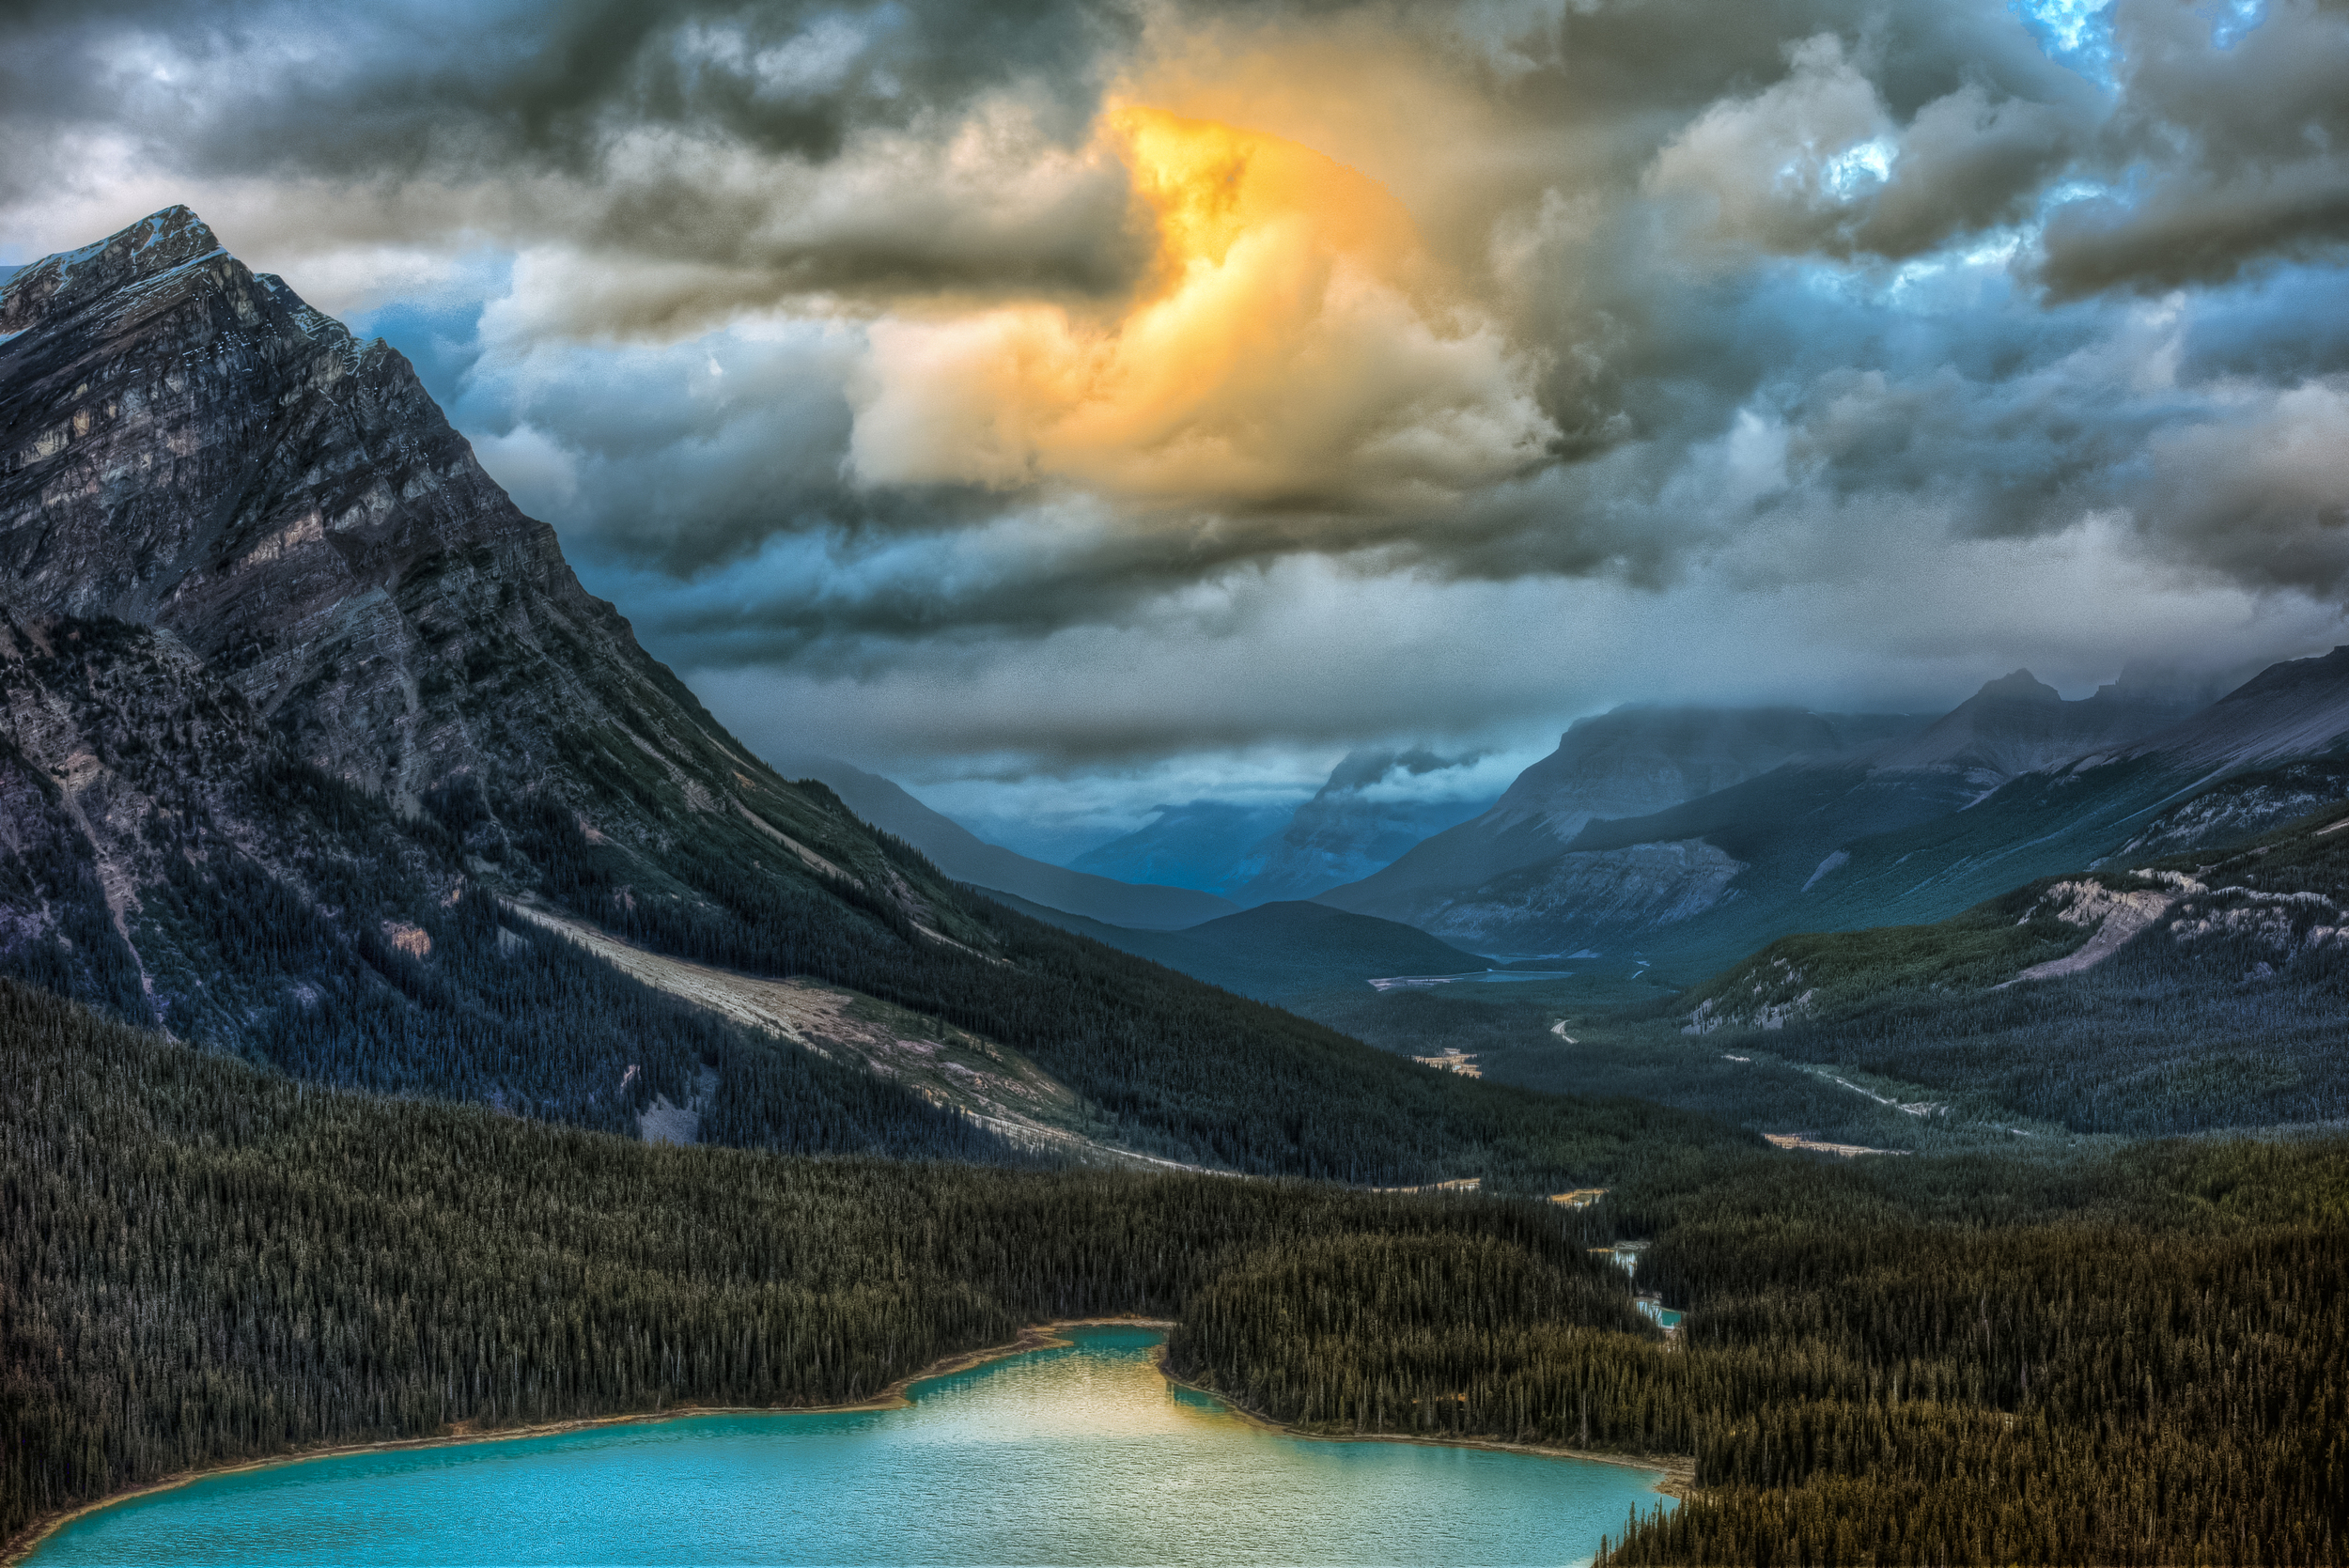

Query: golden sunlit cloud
[848,106,1555,515]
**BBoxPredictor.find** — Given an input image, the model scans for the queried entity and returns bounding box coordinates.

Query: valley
[2,201,2342,1568]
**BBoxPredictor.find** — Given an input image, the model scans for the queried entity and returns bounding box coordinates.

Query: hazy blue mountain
[1073,749,1500,907]
[1218,748,1500,907]
[1347,660,2323,978]
[1318,706,1921,938]
[771,753,1239,929]
[1069,800,1296,893]
[988,893,1487,1002]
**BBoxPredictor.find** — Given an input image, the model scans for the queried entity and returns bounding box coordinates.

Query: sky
[5,0,2348,857]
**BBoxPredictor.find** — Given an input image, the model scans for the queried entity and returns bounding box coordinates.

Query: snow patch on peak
[2,204,229,337]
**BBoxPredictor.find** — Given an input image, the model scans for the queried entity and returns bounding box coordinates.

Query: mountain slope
[1317,705,1923,944]
[771,752,1237,927]
[1680,775,2349,1133]
[1338,672,2211,971]
[1219,747,1498,906]
[1868,669,2204,799]
[988,894,1488,1002]
[1069,800,1296,893]
[0,205,1725,1187]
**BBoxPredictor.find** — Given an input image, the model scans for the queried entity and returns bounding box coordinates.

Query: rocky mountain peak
[0,206,225,339]
[0,201,621,809]
[1875,665,2195,787]
[1972,669,2061,705]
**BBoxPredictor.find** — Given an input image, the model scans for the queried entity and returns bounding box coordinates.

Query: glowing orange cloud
[848,107,1551,516]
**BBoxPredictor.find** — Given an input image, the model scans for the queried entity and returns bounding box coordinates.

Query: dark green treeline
[1172,1144,2349,1565]
[8,974,2345,1564]
[0,979,1642,1548]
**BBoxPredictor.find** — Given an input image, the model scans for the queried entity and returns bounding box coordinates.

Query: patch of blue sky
[344,248,513,412]
[2012,0,2117,82]
[1788,222,2027,315]
[1875,230,2031,311]
[2208,0,2266,48]
[1820,138,1897,199]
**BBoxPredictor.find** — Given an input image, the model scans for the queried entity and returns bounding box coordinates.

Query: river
[24,1327,1672,1567]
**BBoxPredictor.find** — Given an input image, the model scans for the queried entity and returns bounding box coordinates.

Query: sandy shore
[6,1315,1688,1561]
[0,1316,1174,1566]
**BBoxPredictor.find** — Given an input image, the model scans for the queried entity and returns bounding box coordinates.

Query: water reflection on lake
[29,1327,1673,1567]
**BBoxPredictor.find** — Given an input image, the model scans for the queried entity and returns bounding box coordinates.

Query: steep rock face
[0,205,736,821]
[0,207,1004,1047]
[0,615,270,1012]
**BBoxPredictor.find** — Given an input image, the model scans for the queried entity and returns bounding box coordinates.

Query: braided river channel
[24,1327,1673,1567]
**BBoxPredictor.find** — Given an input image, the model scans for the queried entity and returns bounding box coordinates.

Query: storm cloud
[5,0,2348,830]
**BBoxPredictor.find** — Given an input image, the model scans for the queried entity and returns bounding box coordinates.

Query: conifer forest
[5,975,2343,1564]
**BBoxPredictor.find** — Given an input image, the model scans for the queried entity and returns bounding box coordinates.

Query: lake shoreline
[1152,1348,1695,1500]
[0,1316,1170,1567]
[4,1315,1688,1563]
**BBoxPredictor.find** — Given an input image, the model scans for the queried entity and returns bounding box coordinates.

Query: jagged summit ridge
[0,206,226,340]
[0,200,630,811]
[0,204,949,1037]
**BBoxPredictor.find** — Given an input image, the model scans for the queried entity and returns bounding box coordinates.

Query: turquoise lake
[26,1327,1672,1567]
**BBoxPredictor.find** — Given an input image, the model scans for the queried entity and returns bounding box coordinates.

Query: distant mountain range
[1072,747,1496,906]
[1307,660,2345,976]
[770,753,1238,928]
[1315,706,1923,950]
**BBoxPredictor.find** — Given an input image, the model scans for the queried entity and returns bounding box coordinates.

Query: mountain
[985,894,1488,1002]
[1070,748,1498,908]
[1217,747,1499,906]
[1859,668,2209,805]
[1317,705,1922,944]
[1678,769,2349,1135]
[1069,800,1297,893]
[0,205,1706,1185]
[2104,644,2349,770]
[771,752,1237,928]
[1361,657,2327,977]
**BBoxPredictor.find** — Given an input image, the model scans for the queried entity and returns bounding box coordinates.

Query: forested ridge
[1171,1142,2349,1565]
[1678,792,2349,1136]
[511,784,1753,1188]
[0,978,1649,1552]
[6,976,2344,1564]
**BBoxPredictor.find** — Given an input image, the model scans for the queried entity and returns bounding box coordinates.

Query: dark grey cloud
[2041,0,2349,296]
[0,0,1154,303]
[9,0,2349,772]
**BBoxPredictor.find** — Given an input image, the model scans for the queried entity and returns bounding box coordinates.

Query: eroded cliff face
[0,207,992,1046]
[0,615,271,1007]
[0,204,735,817]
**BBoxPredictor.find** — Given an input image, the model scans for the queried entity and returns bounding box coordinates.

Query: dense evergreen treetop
[8,977,2344,1565]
